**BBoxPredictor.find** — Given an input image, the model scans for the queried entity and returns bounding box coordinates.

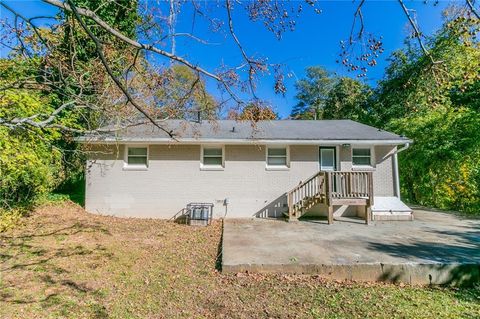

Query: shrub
[0,90,63,210]
[392,107,480,214]
[0,207,25,232]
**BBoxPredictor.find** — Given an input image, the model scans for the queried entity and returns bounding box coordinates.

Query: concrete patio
[222,208,480,285]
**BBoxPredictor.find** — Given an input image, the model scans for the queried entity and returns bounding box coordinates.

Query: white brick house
[79,120,413,222]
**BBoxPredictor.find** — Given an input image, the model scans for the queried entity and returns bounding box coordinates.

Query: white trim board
[78,138,412,146]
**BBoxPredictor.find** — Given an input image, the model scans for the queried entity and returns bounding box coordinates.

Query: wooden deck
[287,171,374,224]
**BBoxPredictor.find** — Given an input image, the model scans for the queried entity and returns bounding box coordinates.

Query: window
[352,148,372,166]
[201,146,224,169]
[267,146,288,167]
[125,146,148,168]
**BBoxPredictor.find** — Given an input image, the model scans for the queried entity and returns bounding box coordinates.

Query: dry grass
[1,202,479,319]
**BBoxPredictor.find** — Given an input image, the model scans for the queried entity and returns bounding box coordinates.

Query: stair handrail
[288,171,325,194]
[287,171,326,217]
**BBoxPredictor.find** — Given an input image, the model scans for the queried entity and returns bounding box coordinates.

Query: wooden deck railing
[287,171,374,221]
[328,171,373,199]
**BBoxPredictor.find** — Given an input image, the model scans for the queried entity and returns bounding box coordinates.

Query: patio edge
[221,262,480,286]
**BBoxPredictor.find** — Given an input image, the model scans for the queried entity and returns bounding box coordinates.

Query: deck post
[368,172,374,206]
[326,172,332,203]
[328,205,334,224]
[365,205,372,225]
[287,192,293,219]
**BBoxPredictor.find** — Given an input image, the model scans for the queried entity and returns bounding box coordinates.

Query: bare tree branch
[160,32,219,45]
[225,0,263,97]
[466,0,480,19]
[42,0,242,104]
[4,0,474,135]
[1,2,53,53]
[398,0,441,64]
[65,0,175,138]
[168,0,177,56]
[0,98,152,135]
[349,0,365,44]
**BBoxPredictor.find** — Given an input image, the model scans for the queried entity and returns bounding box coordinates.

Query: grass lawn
[1,202,479,318]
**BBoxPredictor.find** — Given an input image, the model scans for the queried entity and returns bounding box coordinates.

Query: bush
[391,107,480,214]
[0,208,25,232]
[0,90,63,210]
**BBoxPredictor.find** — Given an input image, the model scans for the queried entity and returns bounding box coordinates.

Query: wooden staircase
[287,171,374,224]
[287,171,326,219]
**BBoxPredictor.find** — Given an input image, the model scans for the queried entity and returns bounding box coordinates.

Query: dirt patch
[1,202,479,318]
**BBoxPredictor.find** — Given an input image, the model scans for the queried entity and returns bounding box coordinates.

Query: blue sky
[1,0,454,117]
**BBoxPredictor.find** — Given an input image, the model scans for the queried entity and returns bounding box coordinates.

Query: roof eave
[76,137,413,145]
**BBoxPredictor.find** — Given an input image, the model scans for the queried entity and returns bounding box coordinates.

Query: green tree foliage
[0,60,63,209]
[291,12,479,214]
[374,13,480,214]
[323,77,372,121]
[291,66,336,119]
[291,66,371,121]
[51,0,140,118]
[60,0,139,63]
[50,0,139,104]
[371,14,480,126]
[390,108,480,213]
[51,0,140,195]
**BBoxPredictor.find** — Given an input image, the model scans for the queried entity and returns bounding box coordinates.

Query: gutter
[75,137,413,146]
[392,142,411,199]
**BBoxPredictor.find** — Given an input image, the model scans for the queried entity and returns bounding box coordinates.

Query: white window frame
[200,145,225,171]
[351,146,375,170]
[266,145,290,170]
[123,145,149,171]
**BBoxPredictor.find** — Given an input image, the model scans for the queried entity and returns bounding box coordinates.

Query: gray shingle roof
[80,120,411,144]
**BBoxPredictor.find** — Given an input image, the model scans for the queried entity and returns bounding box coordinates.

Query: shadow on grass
[0,220,112,308]
[1,222,110,241]
[2,292,59,305]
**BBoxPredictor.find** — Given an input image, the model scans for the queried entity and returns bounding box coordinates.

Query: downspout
[392,143,410,199]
